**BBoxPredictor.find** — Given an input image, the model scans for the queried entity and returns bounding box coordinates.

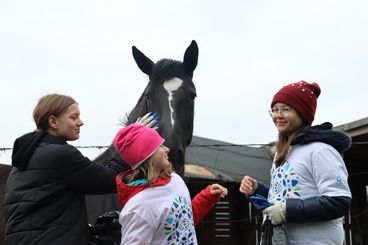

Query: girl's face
[270,102,304,137]
[48,103,84,141]
[152,145,171,172]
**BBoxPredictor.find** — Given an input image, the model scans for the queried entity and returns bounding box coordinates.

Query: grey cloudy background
[1,0,367,163]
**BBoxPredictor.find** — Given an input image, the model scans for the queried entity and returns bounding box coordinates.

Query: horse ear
[132,46,154,75]
[183,40,199,75]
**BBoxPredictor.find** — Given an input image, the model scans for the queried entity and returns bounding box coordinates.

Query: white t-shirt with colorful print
[268,142,351,244]
[119,172,197,245]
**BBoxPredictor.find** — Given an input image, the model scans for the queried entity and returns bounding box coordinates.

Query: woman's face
[49,103,84,141]
[152,145,171,171]
[270,102,304,136]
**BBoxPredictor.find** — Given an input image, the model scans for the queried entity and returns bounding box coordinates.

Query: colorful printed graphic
[269,161,301,201]
[164,196,196,245]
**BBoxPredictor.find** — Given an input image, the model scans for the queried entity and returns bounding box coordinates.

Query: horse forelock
[150,59,189,82]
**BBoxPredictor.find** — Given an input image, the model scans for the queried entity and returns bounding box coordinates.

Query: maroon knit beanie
[271,81,321,125]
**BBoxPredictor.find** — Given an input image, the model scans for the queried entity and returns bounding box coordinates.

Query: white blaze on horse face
[163,78,183,128]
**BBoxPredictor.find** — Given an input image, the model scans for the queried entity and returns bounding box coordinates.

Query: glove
[136,112,160,129]
[263,201,286,225]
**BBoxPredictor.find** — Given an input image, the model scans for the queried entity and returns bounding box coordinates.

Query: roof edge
[334,117,368,137]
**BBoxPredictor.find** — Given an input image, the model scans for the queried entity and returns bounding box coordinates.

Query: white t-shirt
[119,173,197,245]
[268,142,351,244]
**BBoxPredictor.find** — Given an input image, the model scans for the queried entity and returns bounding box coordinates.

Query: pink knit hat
[271,81,321,125]
[113,123,165,169]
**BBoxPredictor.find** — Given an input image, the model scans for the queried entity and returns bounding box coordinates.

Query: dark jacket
[256,122,352,222]
[4,131,126,245]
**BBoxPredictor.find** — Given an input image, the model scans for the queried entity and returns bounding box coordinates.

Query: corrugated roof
[184,136,273,183]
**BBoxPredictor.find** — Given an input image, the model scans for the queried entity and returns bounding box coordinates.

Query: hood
[11,131,67,171]
[292,122,352,154]
[116,170,171,206]
[11,131,47,170]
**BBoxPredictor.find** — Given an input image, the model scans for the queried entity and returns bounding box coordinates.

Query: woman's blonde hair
[123,155,172,184]
[33,94,76,131]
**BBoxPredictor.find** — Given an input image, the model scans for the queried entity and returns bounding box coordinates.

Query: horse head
[126,40,198,176]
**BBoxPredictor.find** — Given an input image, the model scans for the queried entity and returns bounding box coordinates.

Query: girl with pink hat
[113,123,228,244]
[240,81,352,244]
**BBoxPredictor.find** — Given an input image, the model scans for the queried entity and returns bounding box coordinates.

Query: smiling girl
[113,123,228,245]
[240,81,352,244]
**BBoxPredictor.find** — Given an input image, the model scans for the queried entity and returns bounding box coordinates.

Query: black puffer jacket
[256,122,352,222]
[4,131,126,245]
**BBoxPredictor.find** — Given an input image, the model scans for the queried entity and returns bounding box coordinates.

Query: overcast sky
[1,0,367,163]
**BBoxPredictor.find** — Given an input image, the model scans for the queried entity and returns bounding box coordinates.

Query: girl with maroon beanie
[240,81,351,244]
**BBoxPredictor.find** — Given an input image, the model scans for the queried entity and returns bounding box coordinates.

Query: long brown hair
[33,94,76,131]
[123,156,172,185]
[274,128,304,166]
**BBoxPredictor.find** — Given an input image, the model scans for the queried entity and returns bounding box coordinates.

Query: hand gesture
[210,184,228,198]
[239,175,258,195]
[136,112,160,129]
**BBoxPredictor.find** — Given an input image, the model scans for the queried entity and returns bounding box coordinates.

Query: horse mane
[94,93,148,166]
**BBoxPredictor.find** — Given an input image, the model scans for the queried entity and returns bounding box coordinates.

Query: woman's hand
[239,175,258,195]
[136,112,160,129]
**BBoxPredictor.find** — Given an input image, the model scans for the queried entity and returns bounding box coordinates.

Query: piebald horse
[87,41,199,237]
